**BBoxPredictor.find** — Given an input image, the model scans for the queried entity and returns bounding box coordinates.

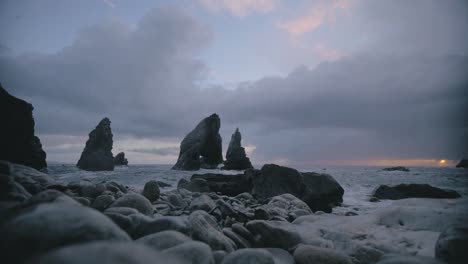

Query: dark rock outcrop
[0,83,47,170]
[113,152,128,166]
[456,159,468,168]
[435,227,468,264]
[172,114,223,170]
[222,128,253,170]
[77,118,114,171]
[381,166,409,172]
[372,184,461,200]
[190,173,252,196]
[301,172,345,213]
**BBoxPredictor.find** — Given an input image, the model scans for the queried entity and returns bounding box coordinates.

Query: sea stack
[77,118,114,171]
[456,159,468,168]
[0,83,47,170]
[222,128,253,170]
[172,113,223,170]
[114,152,128,166]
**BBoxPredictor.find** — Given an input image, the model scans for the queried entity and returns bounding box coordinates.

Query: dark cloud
[0,3,467,164]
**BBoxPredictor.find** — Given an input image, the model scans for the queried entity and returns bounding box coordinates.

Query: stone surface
[0,202,130,263]
[163,241,214,264]
[77,117,115,171]
[377,253,443,264]
[456,159,468,168]
[114,152,128,166]
[142,180,160,202]
[137,230,192,250]
[0,84,47,170]
[172,114,223,170]
[190,194,216,212]
[245,220,302,249]
[221,248,275,264]
[131,215,191,239]
[178,178,210,192]
[373,184,461,200]
[301,172,344,213]
[262,193,312,220]
[190,173,252,196]
[92,194,115,211]
[189,210,236,252]
[109,193,154,216]
[293,244,352,264]
[435,227,468,264]
[222,128,253,170]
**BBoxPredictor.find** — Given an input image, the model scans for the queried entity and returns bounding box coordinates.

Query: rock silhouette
[456,159,468,168]
[172,114,223,170]
[114,152,128,166]
[222,128,253,170]
[77,118,114,171]
[0,83,47,170]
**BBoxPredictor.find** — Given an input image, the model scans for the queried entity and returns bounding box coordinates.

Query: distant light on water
[439,159,447,165]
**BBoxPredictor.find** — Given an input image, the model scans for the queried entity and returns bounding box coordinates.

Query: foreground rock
[137,230,192,250]
[222,128,253,170]
[372,184,461,200]
[222,248,275,264]
[301,172,344,213]
[109,193,154,216]
[293,244,352,264]
[77,117,115,171]
[435,227,468,264]
[189,173,252,196]
[114,152,128,166]
[189,210,236,252]
[382,166,409,172]
[142,180,160,202]
[0,83,47,170]
[172,113,223,170]
[376,254,443,264]
[456,159,468,168]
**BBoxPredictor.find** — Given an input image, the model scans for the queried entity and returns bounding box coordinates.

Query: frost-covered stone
[246,220,302,249]
[190,210,236,252]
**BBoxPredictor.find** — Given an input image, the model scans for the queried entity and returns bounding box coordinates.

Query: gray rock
[190,173,252,196]
[8,162,56,194]
[190,194,216,212]
[31,241,182,264]
[172,114,223,170]
[81,183,106,198]
[213,251,227,264]
[377,253,443,264]
[293,244,352,264]
[263,248,295,264]
[114,152,128,166]
[223,228,251,248]
[245,220,301,249]
[456,159,468,168]
[0,202,130,263]
[222,128,253,170]
[132,215,191,239]
[262,193,312,220]
[231,223,255,244]
[435,227,468,264]
[76,117,115,171]
[189,210,236,252]
[301,172,344,213]
[382,166,410,172]
[142,180,160,202]
[74,196,90,206]
[137,230,192,250]
[110,193,153,216]
[179,178,210,192]
[92,194,115,211]
[373,184,461,200]
[221,248,275,264]
[163,241,214,264]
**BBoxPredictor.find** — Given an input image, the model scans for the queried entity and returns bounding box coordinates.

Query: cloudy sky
[1,0,467,167]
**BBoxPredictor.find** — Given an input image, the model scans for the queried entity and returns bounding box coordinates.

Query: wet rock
[301,172,344,213]
[0,84,47,170]
[223,228,251,248]
[132,215,191,239]
[222,128,253,170]
[213,250,227,264]
[137,230,192,250]
[221,248,275,264]
[0,202,130,263]
[142,180,160,202]
[435,227,468,264]
[190,194,216,212]
[189,210,236,252]
[246,220,302,249]
[264,248,295,264]
[109,193,153,216]
[6,161,56,195]
[158,181,172,188]
[373,184,460,200]
[191,173,252,196]
[114,152,128,166]
[81,183,106,198]
[456,159,468,168]
[179,178,210,192]
[382,166,410,172]
[92,194,115,211]
[293,244,352,264]
[231,223,255,244]
[163,241,214,264]
[377,253,443,264]
[173,113,223,170]
[76,117,114,171]
[262,193,312,220]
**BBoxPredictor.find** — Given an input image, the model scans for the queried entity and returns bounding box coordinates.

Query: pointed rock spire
[77,117,114,171]
[222,128,253,170]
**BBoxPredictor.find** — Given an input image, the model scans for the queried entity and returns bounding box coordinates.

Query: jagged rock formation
[382,166,409,172]
[372,184,460,200]
[77,118,114,171]
[222,128,253,170]
[114,152,128,166]
[456,159,468,168]
[172,114,223,170]
[0,83,47,170]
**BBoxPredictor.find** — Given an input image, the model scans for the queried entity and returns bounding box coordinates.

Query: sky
[1,0,467,167]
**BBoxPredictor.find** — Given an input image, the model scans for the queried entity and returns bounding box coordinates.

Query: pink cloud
[278,8,326,36]
[200,0,278,17]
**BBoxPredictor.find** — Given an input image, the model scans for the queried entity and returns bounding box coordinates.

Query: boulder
[114,152,128,166]
[92,195,115,211]
[382,166,410,172]
[137,230,192,250]
[172,114,223,170]
[213,250,227,264]
[263,248,295,264]
[190,173,252,196]
[131,215,191,239]
[245,220,302,249]
[178,178,210,192]
[0,202,130,263]
[31,241,182,264]
[293,244,352,264]
[142,180,160,202]
[109,193,154,216]
[250,164,305,201]
[189,210,236,252]
[301,172,344,213]
[0,84,47,170]
[221,248,275,264]
[189,194,216,212]
[435,227,468,264]
[372,184,461,200]
[222,128,253,170]
[163,241,214,264]
[456,159,468,168]
[76,117,114,171]
[223,228,251,248]
[377,253,443,264]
